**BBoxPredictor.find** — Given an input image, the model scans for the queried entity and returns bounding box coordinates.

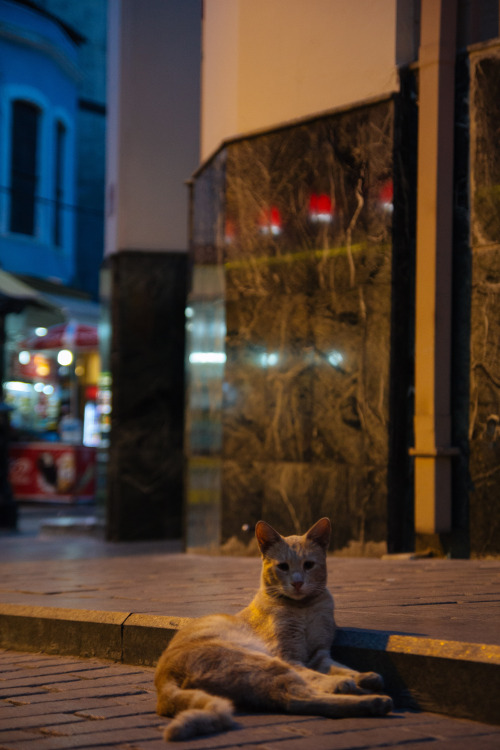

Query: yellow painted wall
[202,0,413,161]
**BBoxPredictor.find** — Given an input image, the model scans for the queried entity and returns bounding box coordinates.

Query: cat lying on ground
[155,517,392,741]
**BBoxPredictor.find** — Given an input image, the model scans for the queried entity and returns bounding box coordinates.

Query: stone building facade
[183,0,500,557]
[106,0,500,557]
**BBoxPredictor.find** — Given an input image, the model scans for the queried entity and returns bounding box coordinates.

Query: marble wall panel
[224,109,394,292]
[469,50,500,556]
[186,101,396,550]
[311,278,391,465]
[224,291,313,463]
[221,459,388,552]
[471,55,500,247]
[468,246,500,555]
[191,150,226,265]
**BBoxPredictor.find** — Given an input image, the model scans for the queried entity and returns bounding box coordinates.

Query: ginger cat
[155,517,392,741]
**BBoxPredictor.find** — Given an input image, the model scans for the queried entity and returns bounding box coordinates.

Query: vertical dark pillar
[0,310,17,530]
[387,70,418,553]
[106,250,187,541]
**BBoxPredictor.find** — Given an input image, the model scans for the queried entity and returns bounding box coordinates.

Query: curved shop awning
[0,270,59,314]
[21,321,98,351]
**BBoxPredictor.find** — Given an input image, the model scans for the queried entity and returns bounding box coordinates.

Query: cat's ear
[305,517,331,550]
[255,521,283,554]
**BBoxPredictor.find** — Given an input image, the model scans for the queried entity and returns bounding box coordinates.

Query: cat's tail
[156,680,237,741]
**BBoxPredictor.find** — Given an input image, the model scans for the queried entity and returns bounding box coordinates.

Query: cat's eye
[303,561,315,571]
[277,562,289,572]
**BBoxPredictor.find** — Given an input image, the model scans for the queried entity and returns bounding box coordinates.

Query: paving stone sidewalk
[2,648,500,750]
[1,522,500,732]
[1,533,499,645]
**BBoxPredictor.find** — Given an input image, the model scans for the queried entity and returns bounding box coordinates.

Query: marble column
[106,251,187,541]
[104,0,200,540]
[468,47,500,556]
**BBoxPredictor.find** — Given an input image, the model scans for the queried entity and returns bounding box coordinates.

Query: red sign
[9,443,96,502]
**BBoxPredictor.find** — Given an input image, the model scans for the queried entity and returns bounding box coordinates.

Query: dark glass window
[54,121,66,246]
[10,100,39,235]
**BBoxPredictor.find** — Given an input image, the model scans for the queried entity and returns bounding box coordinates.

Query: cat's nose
[292,580,303,591]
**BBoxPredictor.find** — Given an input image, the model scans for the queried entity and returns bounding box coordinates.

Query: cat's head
[255,518,331,601]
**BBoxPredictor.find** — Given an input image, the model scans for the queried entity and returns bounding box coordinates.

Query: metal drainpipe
[410,0,459,538]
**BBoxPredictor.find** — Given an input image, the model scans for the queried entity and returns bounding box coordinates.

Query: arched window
[53,120,66,246]
[9,100,40,236]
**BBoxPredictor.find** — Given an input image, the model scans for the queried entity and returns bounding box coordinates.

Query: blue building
[0,0,82,286]
[0,2,106,513]
[33,0,107,301]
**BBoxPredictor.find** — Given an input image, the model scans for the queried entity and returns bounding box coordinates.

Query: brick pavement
[1,539,499,645]
[1,531,500,726]
[1,516,500,732]
[2,648,500,750]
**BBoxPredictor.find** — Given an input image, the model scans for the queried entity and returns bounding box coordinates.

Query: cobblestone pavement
[1,505,499,648]
[1,649,500,750]
[1,509,500,744]
[1,538,500,645]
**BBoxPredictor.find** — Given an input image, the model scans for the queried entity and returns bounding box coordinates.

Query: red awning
[22,321,98,351]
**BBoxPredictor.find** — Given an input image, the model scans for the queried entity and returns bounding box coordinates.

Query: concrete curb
[332,630,500,726]
[0,604,126,662]
[1,603,499,725]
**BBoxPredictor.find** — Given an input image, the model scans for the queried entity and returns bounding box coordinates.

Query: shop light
[34,382,45,392]
[259,206,282,236]
[43,384,54,395]
[57,349,73,366]
[35,327,48,337]
[185,307,194,319]
[260,352,279,367]
[5,381,31,392]
[309,193,334,223]
[35,359,50,377]
[189,352,226,364]
[328,350,344,367]
[18,350,30,365]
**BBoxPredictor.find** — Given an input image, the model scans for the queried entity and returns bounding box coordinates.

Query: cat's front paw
[356,671,384,692]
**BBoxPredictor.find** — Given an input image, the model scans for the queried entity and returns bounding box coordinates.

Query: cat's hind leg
[286,688,393,719]
[327,660,385,692]
[218,655,393,719]
[283,673,392,718]
[295,665,364,695]
[156,680,237,741]
[309,650,385,692]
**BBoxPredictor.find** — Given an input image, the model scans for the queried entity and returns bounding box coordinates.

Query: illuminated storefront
[5,321,101,502]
